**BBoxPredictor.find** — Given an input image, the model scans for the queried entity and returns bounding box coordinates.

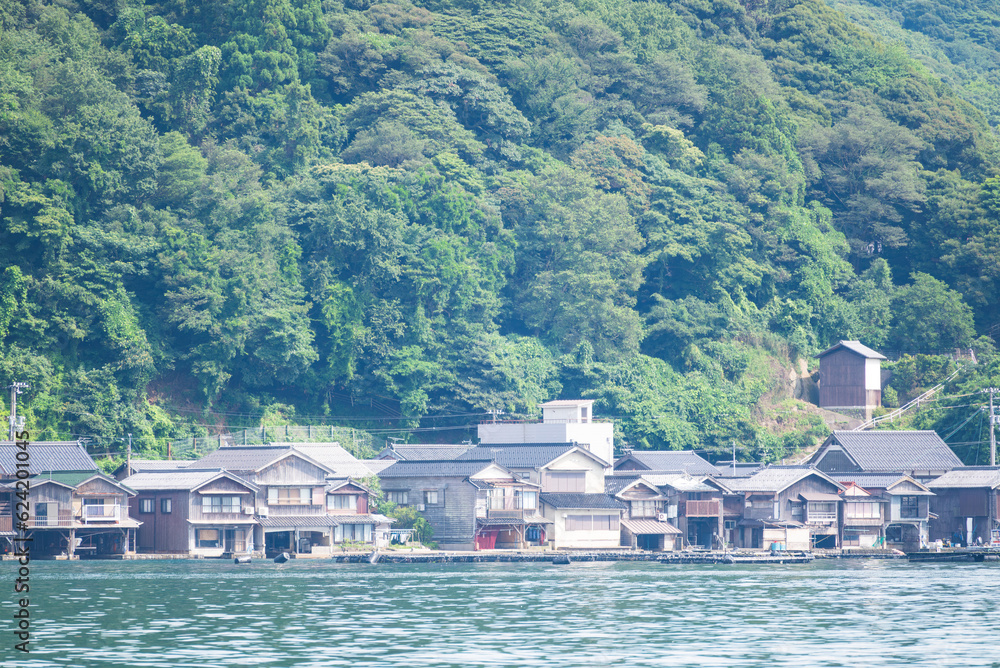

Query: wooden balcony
[683,499,721,517]
[81,504,122,523]
[486,509,525,521]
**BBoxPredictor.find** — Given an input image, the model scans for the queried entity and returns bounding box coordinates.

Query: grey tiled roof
[826,431,963,473]
[378,444,475,461]
[258,515,341,528]
[128,459,193,472]
[0,442,96,476]
[194,446,331,474]
[614,450,721,476]
[362,459,396,474]
[816,340,886,359]
[832,473,910,490]
[605,475,642,495]
[539,493,627,510]
[458,444,576,468]
[378,459,502,478]
[723,466,844,493]
[927,467,1000,489]
[123,469,257,492]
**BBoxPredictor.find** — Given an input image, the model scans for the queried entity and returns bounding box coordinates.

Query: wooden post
[67,529,76,559]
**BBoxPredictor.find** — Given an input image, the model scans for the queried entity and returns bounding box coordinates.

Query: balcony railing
[684,500,721,517]
[805,512,838,523]
[81,504,122,522]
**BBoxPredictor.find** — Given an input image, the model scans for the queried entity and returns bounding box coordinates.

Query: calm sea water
[4,558,999,667]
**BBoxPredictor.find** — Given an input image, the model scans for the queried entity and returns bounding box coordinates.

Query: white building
[477,399,615,468]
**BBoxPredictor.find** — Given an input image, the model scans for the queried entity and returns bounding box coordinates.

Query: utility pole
[7,382,29,440]
[127,433,132,474]
[990,388,998,467]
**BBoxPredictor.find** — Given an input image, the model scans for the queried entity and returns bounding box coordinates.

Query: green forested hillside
[2,0,1000,462]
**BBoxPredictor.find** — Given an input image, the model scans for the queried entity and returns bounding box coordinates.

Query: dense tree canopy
[1,0,998,463]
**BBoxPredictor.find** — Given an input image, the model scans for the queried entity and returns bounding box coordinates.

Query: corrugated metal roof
[378,459,503,478]
[539,493,626,509]
[614,451,720,476]
[815,340,886,359]
[123,469,257,492]
[621,519,681,535]
[0,442,96,476]
[457,444,578,468]
[926,467,1000,489]
[825,431,963,473]
[724,466,844,493]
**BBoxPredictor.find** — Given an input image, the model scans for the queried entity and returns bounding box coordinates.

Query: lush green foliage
[2,0,999,462]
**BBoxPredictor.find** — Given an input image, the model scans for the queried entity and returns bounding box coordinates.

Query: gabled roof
[539,493,627,510]
[723,466,845,494]
[377,444,474,461]
[378,459,510,479]
[614,450,720,476]
[606,472,716,494]
[326,478,373,494]
[458,443,606,469]
[122,469,258,493]
[193,446,332,475]
[605,476,666,498]
[0,441,97,476]
[816,431,963,474]
[289,443,374,478]
[114,459,192,476]
[815,340,886,360]
[927,467,1000,490]
[33,470,136,495]
[832,473,911,490]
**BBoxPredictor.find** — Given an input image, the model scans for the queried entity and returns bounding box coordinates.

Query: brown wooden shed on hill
[816,340,886,418]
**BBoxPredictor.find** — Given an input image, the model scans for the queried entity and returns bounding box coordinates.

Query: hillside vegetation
[2,0,1000,462]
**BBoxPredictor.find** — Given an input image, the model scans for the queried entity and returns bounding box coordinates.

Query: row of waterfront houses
[2,400,999,558]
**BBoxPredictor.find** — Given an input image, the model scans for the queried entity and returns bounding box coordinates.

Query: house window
[808,502,837,516]
[336,524,373,542]
[139,498,154,514]
[546,471,586,493]
[386,491,408,506]
[519,491,537,511]
[202,496,241,513]
[580,406,589,423]
[424,490,439,505]
[195,529,220,548]
[900,496,919,518]
[267,488,312,505]
[160,498,172,514]
[327,495,358,511]
[847,502,880,519]
[631,500,658,518]
[565,515,619,531]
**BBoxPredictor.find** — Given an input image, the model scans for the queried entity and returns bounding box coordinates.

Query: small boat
[274,552,290,564]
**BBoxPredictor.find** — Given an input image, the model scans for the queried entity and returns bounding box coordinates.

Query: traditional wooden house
[809,430,962,481]
[539,493,627,549]
[0,482,13,553]
[605,476,680,551]
[458,443,609,494]
[193,446,336,557]
[926,467,1000,546]
[124,469,259,556]
[614,451,721,476]
[723,466,846,549]
[28,470,140,558]
[834,473,934,550]
[815,340,886,418]
[325,478,394,548]
[1,441,140,558]
[377,459,544,550]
